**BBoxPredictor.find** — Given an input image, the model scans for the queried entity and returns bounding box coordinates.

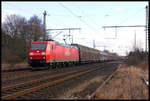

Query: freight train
[28,40,116,69]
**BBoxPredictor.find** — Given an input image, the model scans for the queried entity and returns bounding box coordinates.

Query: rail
[2,66,102,100]
[87,64,121,99]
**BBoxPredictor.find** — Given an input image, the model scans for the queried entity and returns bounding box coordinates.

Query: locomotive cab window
[31,43,46,50]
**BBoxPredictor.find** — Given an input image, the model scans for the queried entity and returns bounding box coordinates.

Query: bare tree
[2,14,47,63]
[2,14,28,62]
[27,15,44,41]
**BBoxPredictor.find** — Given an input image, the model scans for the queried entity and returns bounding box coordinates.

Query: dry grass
[95,60,149,100]
[59,76,105,99]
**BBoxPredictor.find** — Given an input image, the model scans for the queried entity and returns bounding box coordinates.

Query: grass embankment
[95,59,149,99]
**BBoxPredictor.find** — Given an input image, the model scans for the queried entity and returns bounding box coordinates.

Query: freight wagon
[71,44,100,63]
[99,51,117,62]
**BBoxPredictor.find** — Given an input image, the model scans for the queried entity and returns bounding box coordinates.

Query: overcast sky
[2,1,148,56]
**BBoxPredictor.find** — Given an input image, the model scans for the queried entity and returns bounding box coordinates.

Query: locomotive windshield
[31,43,46,50]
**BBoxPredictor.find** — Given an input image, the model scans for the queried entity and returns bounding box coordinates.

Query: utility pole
[46,28,81,44]
[103,6,149,52]
[93,40,95,48]
[145,5,149,52]
[104,46,107,50]
[72,35,73,44]
[103,25,145,39]
[43,11,47,40]
[102,25,145,51]
[134,30,136,50]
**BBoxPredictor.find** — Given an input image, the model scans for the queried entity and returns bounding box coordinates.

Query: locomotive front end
[28,42,47,67]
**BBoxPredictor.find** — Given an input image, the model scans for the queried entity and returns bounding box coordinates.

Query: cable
[4,3,37,15]
[76,7,100,30]
[58,3,99,33]
[117,7,145,25]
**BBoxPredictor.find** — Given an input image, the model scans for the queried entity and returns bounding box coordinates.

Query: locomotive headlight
[41,52,46,55]
[29,53,34,55]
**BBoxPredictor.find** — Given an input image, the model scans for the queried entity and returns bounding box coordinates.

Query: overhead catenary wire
[64,2,147,7]
[58,3,100,33]
[102,6,147,52]
[76,6,100,30]
[117,7,145,25]
[5,3,40,16]
[102,7,145,39]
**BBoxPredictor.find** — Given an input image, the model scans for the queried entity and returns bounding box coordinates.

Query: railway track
[2,69,51,83]
[2,63,100,87]
[2,64,103,100]
[58,62,120,99]
[2,68,30,73]
[87,64,121,99]
[1,63,97,80]
[2,69,48,80]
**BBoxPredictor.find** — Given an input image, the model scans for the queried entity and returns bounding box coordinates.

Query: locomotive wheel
[60,62,64,68]
[52,63,56,69]
[65,62,69,67]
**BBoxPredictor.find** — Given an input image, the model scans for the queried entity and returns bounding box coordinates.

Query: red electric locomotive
[28,40,79,69]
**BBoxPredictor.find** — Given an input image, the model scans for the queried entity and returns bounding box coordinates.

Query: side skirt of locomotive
[28,59,79,70]
[28,59,112,70]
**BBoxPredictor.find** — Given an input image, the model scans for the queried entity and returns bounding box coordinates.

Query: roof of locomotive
[31,39,55,43]
[31,40,78,49]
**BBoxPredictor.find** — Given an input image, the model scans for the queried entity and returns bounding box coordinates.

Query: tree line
[126,47,148,66]
[2,14,48,63]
